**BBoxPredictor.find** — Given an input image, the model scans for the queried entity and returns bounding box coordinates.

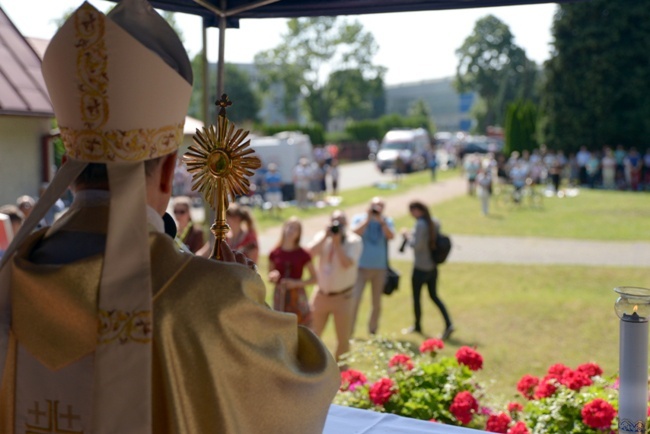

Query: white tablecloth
[324,405,486,433]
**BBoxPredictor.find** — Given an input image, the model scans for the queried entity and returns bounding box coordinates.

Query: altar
[324,405,484,433]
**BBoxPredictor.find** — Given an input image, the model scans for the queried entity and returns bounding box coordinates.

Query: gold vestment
[0,205,339,433]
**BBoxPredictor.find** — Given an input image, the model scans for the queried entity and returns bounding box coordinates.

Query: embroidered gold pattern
[64,4,183,162]
[61,124,183,162]
[26,400,84,434]
[98,309,152,344]
[74,3,108,131]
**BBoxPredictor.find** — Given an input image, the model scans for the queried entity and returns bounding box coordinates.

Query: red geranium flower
[485,412,512,433]
[534,375,558,399]
[369,378,396,406]
[581,399,616,430]
[420,338,444,355]
[450,391,478,425]
[507,402,523,413]
[576,362,603,378]
[388,353,414,371]
[560,369,592,391]
[340,369,367,392]
[456,346,483,371]
[516,374,539,400]
[507,421,530,434]
[547,363,571,379]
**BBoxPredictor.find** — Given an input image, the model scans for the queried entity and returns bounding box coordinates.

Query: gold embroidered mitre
[41,1,193,162]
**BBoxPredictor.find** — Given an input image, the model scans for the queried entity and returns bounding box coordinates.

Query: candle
[619,311,648,433]
[615,287,650,434]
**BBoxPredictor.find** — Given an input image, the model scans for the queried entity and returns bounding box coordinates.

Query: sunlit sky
[1,0,557,85]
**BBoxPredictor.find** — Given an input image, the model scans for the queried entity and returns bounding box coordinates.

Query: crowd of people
[459,144,650,216]
[464,145,650,197]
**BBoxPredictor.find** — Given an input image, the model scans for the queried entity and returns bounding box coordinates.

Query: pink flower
[340,369,367,392]
[456,346,483,371]
[420,338,444,355]
[485,412,512,433]
[369,378,396,406]
[388,353,414,371]
[507,402,523,413]
[507,421,530,434]
[560,370,592,391]
[534,375,558,399]
[480,406,493,416]
[516,374,539,400]
[576,362,603,378]
[449,391,478,425]
[581,399,616,430]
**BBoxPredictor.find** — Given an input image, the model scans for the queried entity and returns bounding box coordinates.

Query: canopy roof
[133,0,579,28]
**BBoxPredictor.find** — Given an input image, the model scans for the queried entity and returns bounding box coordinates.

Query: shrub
[335,337,641,433]
[334,337,487,429]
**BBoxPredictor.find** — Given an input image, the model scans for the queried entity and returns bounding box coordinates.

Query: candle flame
[633,305,638,313]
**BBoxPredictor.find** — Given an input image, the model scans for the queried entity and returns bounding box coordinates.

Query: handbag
[383,266,400,295]
[383,237,400,295]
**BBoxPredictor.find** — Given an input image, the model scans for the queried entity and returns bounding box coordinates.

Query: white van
[375,128,431,173]
[249,131,314,201]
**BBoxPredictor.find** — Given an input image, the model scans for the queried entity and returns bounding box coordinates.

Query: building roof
[0,7,53,117]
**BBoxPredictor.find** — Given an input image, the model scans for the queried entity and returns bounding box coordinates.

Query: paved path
[258,173,650,268]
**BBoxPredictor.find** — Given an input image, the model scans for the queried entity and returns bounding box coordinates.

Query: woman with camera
[350,197,395,336]
[308,210,362,360]
[401,201,454,340]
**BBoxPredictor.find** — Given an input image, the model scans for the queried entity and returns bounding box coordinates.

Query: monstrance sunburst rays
[183,94,261,260]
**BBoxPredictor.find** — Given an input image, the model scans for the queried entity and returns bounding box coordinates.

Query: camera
[370,206,380,215]
[329,221,340,234]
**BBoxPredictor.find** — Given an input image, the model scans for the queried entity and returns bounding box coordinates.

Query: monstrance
[183,94,261,260]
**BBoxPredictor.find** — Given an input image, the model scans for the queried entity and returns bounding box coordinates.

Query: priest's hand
[218,240,258,273]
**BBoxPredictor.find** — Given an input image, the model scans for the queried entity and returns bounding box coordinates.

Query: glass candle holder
[614,286,650,434]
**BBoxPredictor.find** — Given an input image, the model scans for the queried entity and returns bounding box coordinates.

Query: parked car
[375,128,431,173]
[457,136,503,159]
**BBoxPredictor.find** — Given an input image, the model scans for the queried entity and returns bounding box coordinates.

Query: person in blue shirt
[264,163,283,216]
[350,197,395,335]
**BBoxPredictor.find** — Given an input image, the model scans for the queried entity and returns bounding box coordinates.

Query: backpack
[431,233,452,264]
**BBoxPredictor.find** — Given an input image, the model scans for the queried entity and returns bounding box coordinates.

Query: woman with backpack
[401,201,454,340]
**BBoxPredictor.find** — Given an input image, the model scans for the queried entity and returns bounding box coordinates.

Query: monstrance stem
[210,178,229,260]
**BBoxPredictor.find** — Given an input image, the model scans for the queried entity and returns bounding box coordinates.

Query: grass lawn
[250,171,650,405]
[259,260,649,403]
[392,186,650,241]
[250,168,459,231]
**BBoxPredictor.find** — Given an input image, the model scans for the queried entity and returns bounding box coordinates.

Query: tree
[504,100,538,156]
[541,0,650,151]
[254,17,385,128]
[326,69,385,121]
[407,99,436,134]
[189,55,260,124]
[455,15,536,130]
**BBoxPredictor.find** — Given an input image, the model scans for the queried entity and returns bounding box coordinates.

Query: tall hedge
[504,100,537,156]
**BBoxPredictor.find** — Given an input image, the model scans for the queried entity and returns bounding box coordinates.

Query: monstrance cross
[183,94,261,260]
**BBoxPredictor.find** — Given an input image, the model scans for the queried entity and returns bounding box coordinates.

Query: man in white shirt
[309,210,363,360]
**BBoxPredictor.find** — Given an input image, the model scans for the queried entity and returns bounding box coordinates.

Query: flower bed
[335,337,635,433]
